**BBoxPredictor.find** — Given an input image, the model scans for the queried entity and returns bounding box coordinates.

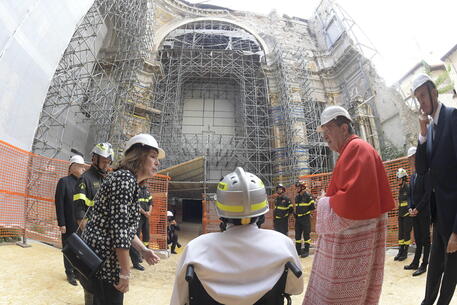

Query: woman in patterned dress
[82,134,165,305]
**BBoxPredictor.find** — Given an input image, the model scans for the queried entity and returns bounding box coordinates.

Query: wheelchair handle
[286,261,302,278]
[185,264,195,282]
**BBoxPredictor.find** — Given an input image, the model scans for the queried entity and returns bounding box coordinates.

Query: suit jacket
[416,104,457,237]
[55,174,79,234]
[408,172,431,216]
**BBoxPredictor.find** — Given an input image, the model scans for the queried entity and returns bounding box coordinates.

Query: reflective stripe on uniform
[295,240,302,243]
[400,202,408,207]
[403,240,412,245]
[398,239,404,245]
[297,201,315,206]
[275,214,289,219]
[297,211,311,216]
[139,197,152,202]
[73,193,94,207]
[304,239,311,244]
[276,205,291,210]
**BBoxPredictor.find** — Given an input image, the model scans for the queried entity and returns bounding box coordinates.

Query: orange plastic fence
[145,175,169,250]
[0,139,169,250]
[202,156,414,248]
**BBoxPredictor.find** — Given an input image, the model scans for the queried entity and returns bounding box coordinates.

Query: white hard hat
[167,211,174,217]
[215,167,268,219]
[276,184,286,191]
[69,155,85,165]
[319,105,352,129]
[92,143,114,160]
[396,168,408,179]
[407,146,417,157]
[412,73,434,94]
[125,134,165,159]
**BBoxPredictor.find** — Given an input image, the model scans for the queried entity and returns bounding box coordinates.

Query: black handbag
[62,232,103,280]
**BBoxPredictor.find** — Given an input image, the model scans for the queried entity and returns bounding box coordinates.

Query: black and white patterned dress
[82,169,140,283]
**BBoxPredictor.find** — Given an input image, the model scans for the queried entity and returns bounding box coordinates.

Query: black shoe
[67,274,78,286]
[171,250,178,254]
[177,243,182,248]
[394,246,403,261]
[412,265,427,276]
[404,262,419,270]
[133,263,145,271]
[301,251,309,258]
[398,245,409,261]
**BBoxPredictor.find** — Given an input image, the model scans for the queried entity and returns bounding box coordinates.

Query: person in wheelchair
[170,167,304,305]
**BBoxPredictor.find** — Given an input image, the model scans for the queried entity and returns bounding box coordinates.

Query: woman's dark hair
[117,144,158,176]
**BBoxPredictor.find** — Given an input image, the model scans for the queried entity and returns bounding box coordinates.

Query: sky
[187,0,457,85]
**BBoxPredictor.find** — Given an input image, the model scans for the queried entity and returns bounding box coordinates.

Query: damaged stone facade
[146,0,408,186]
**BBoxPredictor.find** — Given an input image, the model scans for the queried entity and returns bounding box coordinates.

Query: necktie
[426,123,433,162]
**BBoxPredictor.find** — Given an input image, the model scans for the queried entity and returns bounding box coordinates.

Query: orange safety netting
[0,139,169,250]
[202,156,414,248]
[145,175,169,250]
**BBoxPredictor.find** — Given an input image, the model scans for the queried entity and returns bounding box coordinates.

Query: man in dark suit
[413,73,457,305]
[55,155,86,286]
[404,146,431,276]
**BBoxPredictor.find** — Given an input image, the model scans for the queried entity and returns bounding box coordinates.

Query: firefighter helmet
[276,184,286,192]
[167,211,174,217]
[295,180,306,189]
[396,168,408,179]
[91,143,114,160]
[125,133,165,160]
[215,167,268,219]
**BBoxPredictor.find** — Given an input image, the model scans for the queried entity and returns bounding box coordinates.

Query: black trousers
[93,278,124,305]
[295,216,311,251]
[129,247,141,265]
[421,225,457,305]
[138,216,150,243]
[129,216,150,264]
[398,216,413,244]
[62,233,75,276]
[412,213,431,265]
[274,218,289,235]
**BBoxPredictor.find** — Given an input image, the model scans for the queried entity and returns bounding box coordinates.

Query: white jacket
[170,223,304,305]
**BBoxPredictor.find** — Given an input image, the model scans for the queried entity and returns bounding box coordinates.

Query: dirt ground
[1,223,456,305]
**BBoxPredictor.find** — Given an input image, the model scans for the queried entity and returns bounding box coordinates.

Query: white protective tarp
[0,0,94,151]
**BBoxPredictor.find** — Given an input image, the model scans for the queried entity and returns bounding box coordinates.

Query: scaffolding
[32,0,156,159]
[152,20,272,188]
[268,44,330,185]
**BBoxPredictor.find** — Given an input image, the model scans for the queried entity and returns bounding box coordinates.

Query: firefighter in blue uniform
[395,168,413,261]
[294,180,315,258]
[73,142,113,305]
[273,184,293,235]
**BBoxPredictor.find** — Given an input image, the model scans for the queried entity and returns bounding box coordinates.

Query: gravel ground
[0,223,455,305]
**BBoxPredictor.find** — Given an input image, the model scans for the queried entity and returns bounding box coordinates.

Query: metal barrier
[202,156,413,248]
